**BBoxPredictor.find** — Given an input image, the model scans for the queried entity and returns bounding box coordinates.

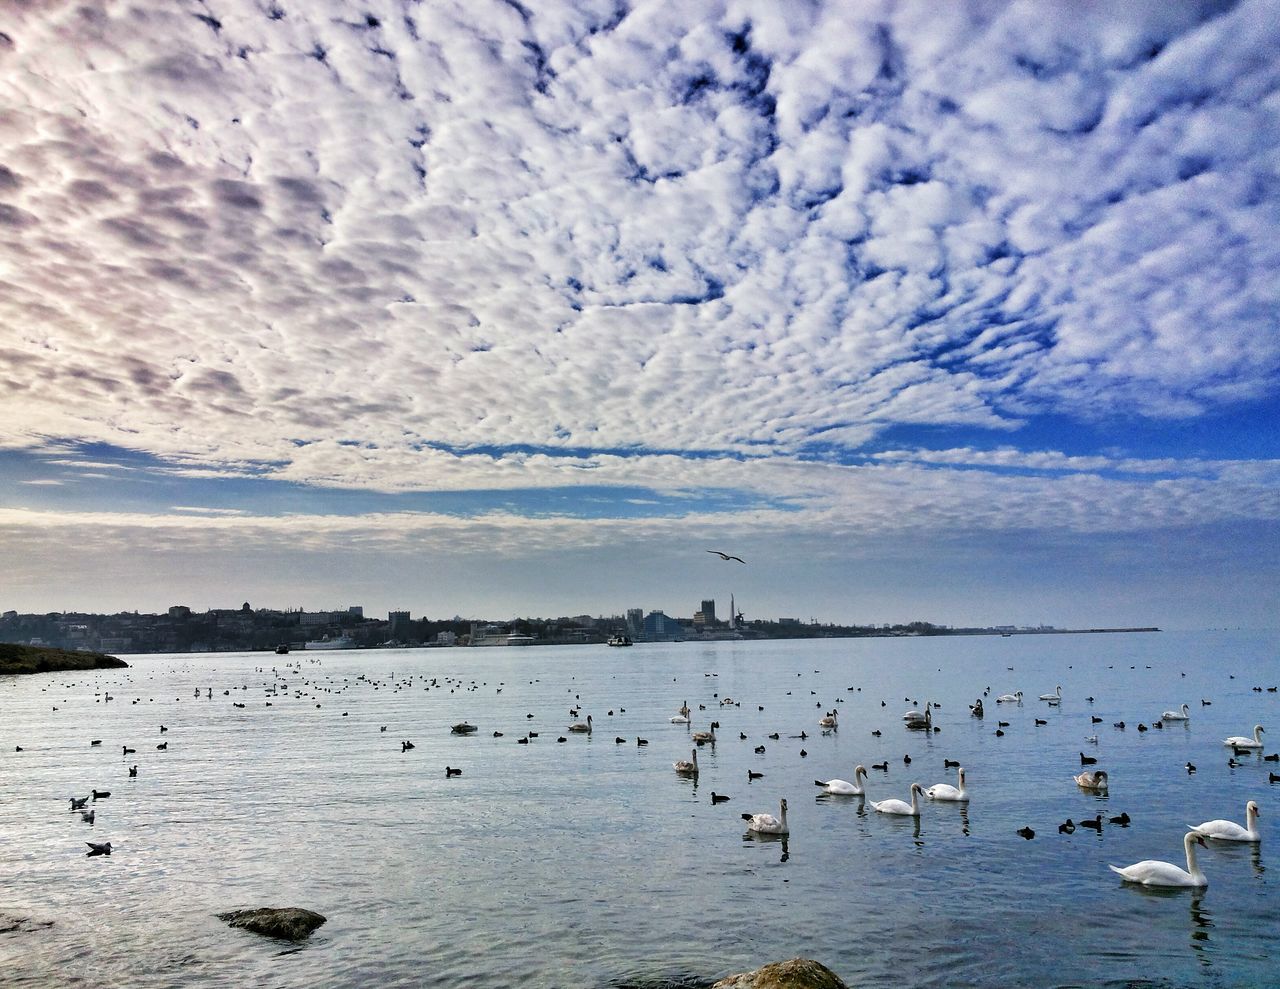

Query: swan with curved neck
[673,749,698,775]
[818,710,837,729]
[691,724,716,744]
[742,798,789,834]
[996,691,1023,703]
[815,764,868,796]
[1109,832,1208,887]
[904,705,932,730]
[1222,724,1264,748]
[1162,703,1191,721]
[925,766,968,802]
[1039,685,1062,701]
[568,714,592,734]
[870,782,924,816]
[1189,800,1260,842]
[1074,769,1108,791]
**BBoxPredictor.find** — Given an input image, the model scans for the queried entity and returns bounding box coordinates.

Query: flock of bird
[13,653,1275,895]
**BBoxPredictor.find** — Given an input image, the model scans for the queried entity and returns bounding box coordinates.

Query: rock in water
[217,907,327,941]
[713,958,848,989]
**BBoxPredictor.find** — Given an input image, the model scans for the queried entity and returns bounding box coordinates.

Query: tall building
[643,611,685,642]
[389,610,412,638]
[700,599,716,624]
[626,608,644,639]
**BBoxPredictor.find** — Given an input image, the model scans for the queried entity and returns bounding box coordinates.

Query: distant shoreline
[0,644,129,675]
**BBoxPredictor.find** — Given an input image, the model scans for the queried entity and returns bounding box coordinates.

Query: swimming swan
[691,724,716,744]
[925,766,968,802]
[1039,685,1062,701]
[1162,703,1191,721]
[818,710,837,729]
[568,714,593,734]
[996,691,1023,703]
[815,764,868,796]
[1188,800,1260,842]
[870,782,924,816]
[742,798,789,834]
[1074,769,1109,791]
[1109,832,1208,887]
[674,749,699,776]
[1222,724,1264,748]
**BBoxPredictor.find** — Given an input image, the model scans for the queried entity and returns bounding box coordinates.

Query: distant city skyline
[1,3,1276,630]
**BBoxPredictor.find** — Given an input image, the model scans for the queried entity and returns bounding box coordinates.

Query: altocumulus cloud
[0,0,1277,603]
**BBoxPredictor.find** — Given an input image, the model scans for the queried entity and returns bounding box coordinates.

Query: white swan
[901,701,929,721]
[669,713,690,724]
[691,724,716,744]
[996,691,1023,703]
[568,714,592,734]
[1039,685,1062,701]
[1162,703,1191,721]
[1189,800,1260,842]
[1074,769,1108,791]
[925,766,968,802]
[1109,832,1208,887]
[673,749,698,776]
[818,710,837,729]
[815,764,868,796]
[742,798,789,834]
[1223,724,1264,748]
[870,782,924,816]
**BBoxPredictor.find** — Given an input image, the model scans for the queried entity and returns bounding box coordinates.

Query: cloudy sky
[1,0,1277,628]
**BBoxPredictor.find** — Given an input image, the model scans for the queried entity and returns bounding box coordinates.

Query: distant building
[436,630,457,646]
[700,599,716,624]
[626,608,644,640]
[643,611,685,642]
[389,610,412,638]
[168,605,191,620]
[348,606,364,618]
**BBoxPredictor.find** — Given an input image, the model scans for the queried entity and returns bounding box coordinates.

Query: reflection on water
[1,630,1277,988]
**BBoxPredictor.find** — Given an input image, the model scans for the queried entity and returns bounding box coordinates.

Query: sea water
[1,630,1277,987]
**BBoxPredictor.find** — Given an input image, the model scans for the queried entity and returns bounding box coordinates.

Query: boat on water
[274,643,290,655]
[606,634,633,647]
[305,634,356,650]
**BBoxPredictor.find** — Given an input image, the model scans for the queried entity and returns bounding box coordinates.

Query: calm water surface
[2,630,1278,987]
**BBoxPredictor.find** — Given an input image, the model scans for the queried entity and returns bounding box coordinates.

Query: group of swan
[814,764,967,807]
[1110,800,1261,888]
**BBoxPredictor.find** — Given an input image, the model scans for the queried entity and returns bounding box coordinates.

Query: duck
[1110,833,1208,887]
[1163,703,1190,721]
[814,764,868,796]
[1185,762,1196,774]
[81,809,95,824]
[711,792,730,804]
[450,722,478,734]
[870,782,924,817]
[1188,800,1261,842]
[871,761,889,771]
[1017,826,1035,840]
[70,796,89,811]
[742,798,789,834]
[1039,685,1062,702]
[1222,724,1264,749]
[747,769,763,780]
[1109,812,1131,827]
[674,749,699,776]
[1079,815,1103,832]
[944,758,960,769]
[1074,770,1108,791]
[567,714,593,734]
[85,841,112,857]
[924,766,968,802]
[445,766,462,777]
[996,691,1023,703]
[128,765,138,778]
[1059,819,1076,834]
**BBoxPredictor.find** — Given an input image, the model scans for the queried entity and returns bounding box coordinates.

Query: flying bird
[706,550,746,564]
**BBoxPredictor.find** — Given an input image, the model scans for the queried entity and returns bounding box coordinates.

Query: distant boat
[275,643,290,654]
[606,634,633,647]
[306,635,356,650]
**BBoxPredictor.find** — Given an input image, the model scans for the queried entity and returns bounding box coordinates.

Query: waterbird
[1114,721,1125,729]
[1039,685,1062,702]
[517,736,529,745]
[1091,716,1103,724]
[1074,770,1108,791]
[615,736,626,744]
[748,769,763,780]
[1059,819,1075,834]
[70,796,88,811]
[81,809,94,824]
[754,745,766,754]
[159,725,167,733]
[92,790,110,800]
[1035,719,1047,726]
[1080,816,1103,832]
[1270,772,1280,784]
[85,841,112,857]
[706,550,746,564]
[871,783,924,817]
[1222,724,1264,749]
[401,741,415,752]
[451,722,478,735]
[156,742,167,750]
[742,798,789,834]
[1137,723,1148,733]
[903,754,912,765]
[445,766,462,778]
[944,759,960,769]
[815,764,868,796]
[1186,762,1196,774]
[90,740,101,746]
[995,729,1004,737]
[674,749,699,776]
[636,738,648,746]
[925,766,967,802]
[122,746,135,755]
[1188,800,1260,842]
[1163,704,1190,721]
[1109,833,1207,887]
[998,721,1009,728]
[711,792,730,804]
[1081,752,1097,766]
[1109,812,1131,827]
[1265,753,1279,762]
[128,765,137,777]
[871,761,888,771]
[1017,827,1035,840]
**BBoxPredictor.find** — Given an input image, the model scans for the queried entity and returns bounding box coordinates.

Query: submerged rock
[217,907,326,941]
[713,958,847,989]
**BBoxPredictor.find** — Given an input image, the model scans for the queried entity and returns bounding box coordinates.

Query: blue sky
[0,0,1277,628]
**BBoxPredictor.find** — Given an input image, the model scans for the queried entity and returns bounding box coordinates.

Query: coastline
[0,643,129,675]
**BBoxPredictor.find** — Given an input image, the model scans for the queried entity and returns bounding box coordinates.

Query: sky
[1,0,1277,629]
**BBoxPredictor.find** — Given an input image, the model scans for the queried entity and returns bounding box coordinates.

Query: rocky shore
[0,643,129,675]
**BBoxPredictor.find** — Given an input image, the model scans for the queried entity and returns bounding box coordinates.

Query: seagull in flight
[707,550,746,564]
